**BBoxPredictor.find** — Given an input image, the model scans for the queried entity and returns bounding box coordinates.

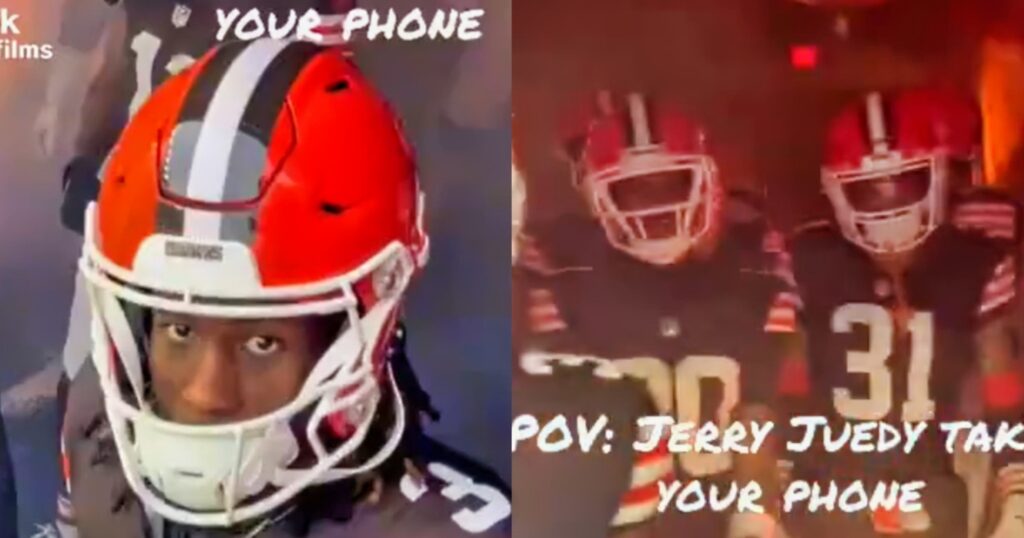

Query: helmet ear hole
[321,202,344,215]
[325,79,350,93]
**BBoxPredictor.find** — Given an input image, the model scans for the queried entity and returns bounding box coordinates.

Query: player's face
[841,168,931,213]
[148,311,330,425]
[609,169,696,239]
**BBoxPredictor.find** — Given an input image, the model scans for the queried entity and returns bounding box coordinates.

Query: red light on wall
[790,45,819,70]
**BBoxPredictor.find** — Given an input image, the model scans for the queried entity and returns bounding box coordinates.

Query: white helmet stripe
[183,38,292,240]
[627,92,653,147]
[865,91,890,154]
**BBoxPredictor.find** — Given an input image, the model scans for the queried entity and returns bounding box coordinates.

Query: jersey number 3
[129,31,196,116]
[832,303,935,422]
[400,462,511,533]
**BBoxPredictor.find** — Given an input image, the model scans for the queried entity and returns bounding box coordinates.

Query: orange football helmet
[560,91,723,266]
[822,88,980,254]
[80,39,427,526]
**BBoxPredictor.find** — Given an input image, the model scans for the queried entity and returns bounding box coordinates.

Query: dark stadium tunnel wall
[513,0,1024,232]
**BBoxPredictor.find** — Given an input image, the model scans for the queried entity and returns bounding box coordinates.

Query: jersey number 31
[832,303,935,422]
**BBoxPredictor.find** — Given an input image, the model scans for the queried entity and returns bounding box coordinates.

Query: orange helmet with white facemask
[79,39,427,527]
[821,88,980,254]
[561,91,723,266]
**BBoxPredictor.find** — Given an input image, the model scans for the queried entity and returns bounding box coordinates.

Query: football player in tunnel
[784,88,1024,538]
[58,39,510,538]
[515,90,804,538]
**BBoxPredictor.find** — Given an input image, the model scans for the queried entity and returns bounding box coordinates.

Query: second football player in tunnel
[514,91,803,538]
[784,88,1024,538]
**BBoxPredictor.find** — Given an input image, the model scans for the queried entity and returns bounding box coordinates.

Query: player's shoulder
[62,361,106,441]
[788,219,843,254]
[329,466,510,537]
[61,359,116,470]
[950,186,1020,243]
[61,363,151,537]
[928,222,1009,273]
[785,220,861,286]
[719,216,780,263]
[719,189,772,250]
[517,215,600,276]
[515,354,653,424]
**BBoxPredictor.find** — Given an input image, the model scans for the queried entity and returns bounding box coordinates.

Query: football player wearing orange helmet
[59,39,510,538]
[515,91,801,538]
[786,88,1023,538]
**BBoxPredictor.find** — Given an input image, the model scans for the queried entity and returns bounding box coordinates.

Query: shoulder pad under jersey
[951,186,1020,243]
[518,216,599,275]
[62,362,148,538]
[302,467,510,537]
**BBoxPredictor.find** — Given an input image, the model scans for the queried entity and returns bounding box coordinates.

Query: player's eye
[165,323,193,343]
[243,335,281,357]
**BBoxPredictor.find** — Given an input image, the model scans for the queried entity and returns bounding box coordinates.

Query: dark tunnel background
[513,0,1024,231]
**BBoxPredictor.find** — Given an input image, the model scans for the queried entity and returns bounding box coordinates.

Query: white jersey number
[400,462,511,534]
[675,355,740,476]
[521,351,742,477]
[832,303,935,422]
[129,31,196,117]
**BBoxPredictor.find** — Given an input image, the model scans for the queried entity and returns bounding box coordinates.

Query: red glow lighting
[790,45,819,69]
